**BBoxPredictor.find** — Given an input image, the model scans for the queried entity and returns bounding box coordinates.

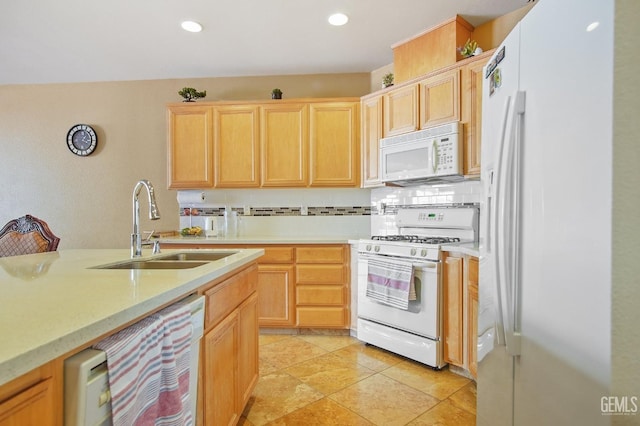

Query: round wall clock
[66,124,98,156]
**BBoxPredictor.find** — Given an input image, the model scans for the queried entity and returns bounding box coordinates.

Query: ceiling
[1,0,529,86]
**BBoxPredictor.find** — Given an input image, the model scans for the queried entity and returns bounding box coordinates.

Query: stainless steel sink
[94,260,208,270]
[154,251,238,262]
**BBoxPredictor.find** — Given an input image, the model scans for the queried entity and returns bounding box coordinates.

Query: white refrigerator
[478,1,613,425]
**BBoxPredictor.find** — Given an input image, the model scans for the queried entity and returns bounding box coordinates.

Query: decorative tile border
[180,206,372,217]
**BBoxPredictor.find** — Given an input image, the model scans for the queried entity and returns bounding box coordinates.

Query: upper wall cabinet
[167,98,360,189]
[214,105,260,188]
[167,105,214,189]
[361,94,384,188]
[461,51,493,176]
[309,102,360,187]
[360,50,493,185]
[261,103,308,187]
[383,84,419,137]
[419,68,461,129]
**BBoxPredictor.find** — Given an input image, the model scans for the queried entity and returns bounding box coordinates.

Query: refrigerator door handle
[496,91,525,357]
[491,95,512,348]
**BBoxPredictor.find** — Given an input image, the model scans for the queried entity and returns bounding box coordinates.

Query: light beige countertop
[160,235,367,245]
[441,242,480,257]
[0,248,263,387]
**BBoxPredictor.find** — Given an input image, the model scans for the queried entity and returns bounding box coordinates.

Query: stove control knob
[366,244,372,252]
[421,249,428,257]
[374,245,380,253]
[410,248,417,256]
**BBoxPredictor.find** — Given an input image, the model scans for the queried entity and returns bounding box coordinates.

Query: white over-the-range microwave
[380,121,463,186]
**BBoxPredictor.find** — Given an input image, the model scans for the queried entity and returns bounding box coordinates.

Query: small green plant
[458,39,478,58]
[382,73,394,88]
[271,88,283,99]
[178,87,207,102]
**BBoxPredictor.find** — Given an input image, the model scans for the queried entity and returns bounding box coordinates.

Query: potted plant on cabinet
[271,88,283,99]
[178,87,207,102]
[382,73,394,88]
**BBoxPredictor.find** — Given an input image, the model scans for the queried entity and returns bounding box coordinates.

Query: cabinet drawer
[296,264,346,284]
[296,285,345,305]
[295,246,346,263]
[260,247,294,263]
[296,307,348,328]
[205,265,257,328]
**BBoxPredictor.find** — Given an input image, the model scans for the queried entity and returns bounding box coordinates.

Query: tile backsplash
[370,180,482,235]
[177,188,372,238]
[175,182,482,238]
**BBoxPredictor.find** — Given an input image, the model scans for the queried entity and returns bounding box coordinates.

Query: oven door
[357,253,441,340]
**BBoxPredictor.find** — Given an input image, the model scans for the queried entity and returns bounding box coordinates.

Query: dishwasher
[64,294,206,426]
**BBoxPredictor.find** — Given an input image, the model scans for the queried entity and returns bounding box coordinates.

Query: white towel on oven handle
[366,257,416,310]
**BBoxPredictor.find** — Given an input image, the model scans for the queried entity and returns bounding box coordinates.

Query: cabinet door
[257,264,296,327]
[0,378,54,426]
[443,253,464,366]
[309,102,360,187]
[261,103,308,187]
[214,105,260,187]
[384,84,419,136]
[361,94,384,187]
[204,311,239,426]
[237,293,259,408]
[467,257,479,379]
[419,68,461,129]
[167,105,214,189]
[461,53,491,176]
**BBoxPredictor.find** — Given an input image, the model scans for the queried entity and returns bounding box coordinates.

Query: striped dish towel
[366,257,416,310]
[94,303,193,426]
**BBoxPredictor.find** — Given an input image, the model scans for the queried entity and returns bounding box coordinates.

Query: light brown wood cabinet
[261,103,308,187]
[419,68,461,129]
[213,104,261,188]
[167,98,360,189]
[442,251,479,378]
[443,254,464,366]
[467,257,479,378]
[361,51,493,185]
[360,94,384,188]
[461,51,493,176]
[309,102,360,187]
[167,105,214,189]
[255,247,296,327]
[0,362,57,426]
[383,84,419,137]
[295,246,350,328]
[201,263,259,426]
[161,243,351,329]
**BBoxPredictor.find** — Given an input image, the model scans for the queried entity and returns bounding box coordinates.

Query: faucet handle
[143,230,155,241]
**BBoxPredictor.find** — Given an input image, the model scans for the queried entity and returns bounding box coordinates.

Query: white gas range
[356,206,478,369]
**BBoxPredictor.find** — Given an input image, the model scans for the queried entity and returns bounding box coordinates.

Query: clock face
[67,124,97,156]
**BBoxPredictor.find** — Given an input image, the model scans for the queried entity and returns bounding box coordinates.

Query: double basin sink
[93,251,238,270]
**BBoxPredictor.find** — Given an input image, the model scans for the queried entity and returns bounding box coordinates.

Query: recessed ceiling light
[586,21,600,32]
[181,21,203,33]
[328,13,349,26]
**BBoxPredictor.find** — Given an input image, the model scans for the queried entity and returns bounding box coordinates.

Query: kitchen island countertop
[0,248,263,387]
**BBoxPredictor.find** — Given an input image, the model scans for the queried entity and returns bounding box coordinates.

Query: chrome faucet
[131,179,161,258]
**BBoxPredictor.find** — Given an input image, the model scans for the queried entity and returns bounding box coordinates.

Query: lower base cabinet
[0,361,58,426]
[442,252,479,379]
[161,243,351,329]
[201,264,259,426]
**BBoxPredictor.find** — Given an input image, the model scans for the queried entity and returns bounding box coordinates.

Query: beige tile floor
[239,334,476,426]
